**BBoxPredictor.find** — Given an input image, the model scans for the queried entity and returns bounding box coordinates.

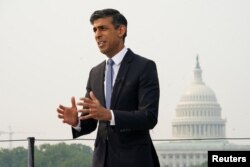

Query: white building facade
[155,57,250,167]
[172,57,226,140]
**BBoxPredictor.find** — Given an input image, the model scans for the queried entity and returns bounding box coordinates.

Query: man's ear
[117,25,126,38]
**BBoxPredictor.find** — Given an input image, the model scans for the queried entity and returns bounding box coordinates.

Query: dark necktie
[105,59,114,109]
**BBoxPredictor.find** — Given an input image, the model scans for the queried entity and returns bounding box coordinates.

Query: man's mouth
[98,41,105,47]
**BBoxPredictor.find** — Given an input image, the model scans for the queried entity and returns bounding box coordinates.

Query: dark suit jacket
[72,49,160,167]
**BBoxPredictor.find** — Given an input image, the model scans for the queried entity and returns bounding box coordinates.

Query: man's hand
[57,97,78,127]
[77,91,112,121]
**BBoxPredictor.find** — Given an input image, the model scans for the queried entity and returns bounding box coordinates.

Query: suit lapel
[94,61,106,106]
[111,49,134,109]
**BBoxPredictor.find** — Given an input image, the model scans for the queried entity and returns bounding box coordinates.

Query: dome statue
[156,56,250,167]
[172,56,226,139]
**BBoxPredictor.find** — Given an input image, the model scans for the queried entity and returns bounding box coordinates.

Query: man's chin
[99,49,106,54]
[99,48,108,55]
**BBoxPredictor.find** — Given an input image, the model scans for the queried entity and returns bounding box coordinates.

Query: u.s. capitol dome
[172,56,226,139]
[155,56,250,167]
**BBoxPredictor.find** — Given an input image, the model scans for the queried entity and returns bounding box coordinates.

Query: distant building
[155,56,250,167]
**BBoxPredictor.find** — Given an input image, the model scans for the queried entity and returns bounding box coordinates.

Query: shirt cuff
[110,110,116,126]
[72,118,81,131]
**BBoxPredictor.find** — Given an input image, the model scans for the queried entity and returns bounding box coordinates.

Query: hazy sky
[1,0,250,148]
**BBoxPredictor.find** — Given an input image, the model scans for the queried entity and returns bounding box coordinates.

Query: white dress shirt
[105,47,127,125]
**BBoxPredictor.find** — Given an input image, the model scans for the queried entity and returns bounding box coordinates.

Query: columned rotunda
[172,57,226,139]
[155,57,250,167]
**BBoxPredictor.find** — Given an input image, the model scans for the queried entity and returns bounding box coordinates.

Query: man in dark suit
[57,9,160,167]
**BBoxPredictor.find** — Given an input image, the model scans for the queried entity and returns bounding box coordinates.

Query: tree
[0,143,93,167]
[0,147,27,167]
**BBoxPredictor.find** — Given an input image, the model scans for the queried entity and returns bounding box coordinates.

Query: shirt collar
[106,47,128,66]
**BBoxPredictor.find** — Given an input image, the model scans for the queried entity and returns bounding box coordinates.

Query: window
[196,154,200,158]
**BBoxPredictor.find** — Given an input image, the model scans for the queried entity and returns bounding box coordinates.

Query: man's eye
[100,27,107,31]
[93,27,108,33]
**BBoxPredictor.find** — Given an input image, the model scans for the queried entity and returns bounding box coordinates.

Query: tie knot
[107,59,114,66]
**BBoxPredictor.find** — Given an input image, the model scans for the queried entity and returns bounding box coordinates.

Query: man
[57,9,160,167]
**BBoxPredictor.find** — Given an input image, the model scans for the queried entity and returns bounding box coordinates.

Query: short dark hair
[90,9,127,40]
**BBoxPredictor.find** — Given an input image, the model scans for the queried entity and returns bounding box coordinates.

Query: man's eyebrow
[93,25,108,32]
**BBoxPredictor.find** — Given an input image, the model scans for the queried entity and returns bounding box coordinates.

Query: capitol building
[155,57,250,167]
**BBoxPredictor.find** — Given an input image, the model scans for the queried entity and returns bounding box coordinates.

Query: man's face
[92,17,125,57]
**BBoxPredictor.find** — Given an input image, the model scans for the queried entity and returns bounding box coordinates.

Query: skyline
[1,0,250,148]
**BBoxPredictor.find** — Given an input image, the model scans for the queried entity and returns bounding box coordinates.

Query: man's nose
[95,29,102,38]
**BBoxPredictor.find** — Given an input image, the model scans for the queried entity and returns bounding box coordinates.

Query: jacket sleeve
[72,68,98,138]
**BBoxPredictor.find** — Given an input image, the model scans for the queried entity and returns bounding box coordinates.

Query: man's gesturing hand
[77,91,112,121]
[57,97,78,127]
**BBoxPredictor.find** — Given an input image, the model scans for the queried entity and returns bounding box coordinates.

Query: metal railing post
[27,137,35,167]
